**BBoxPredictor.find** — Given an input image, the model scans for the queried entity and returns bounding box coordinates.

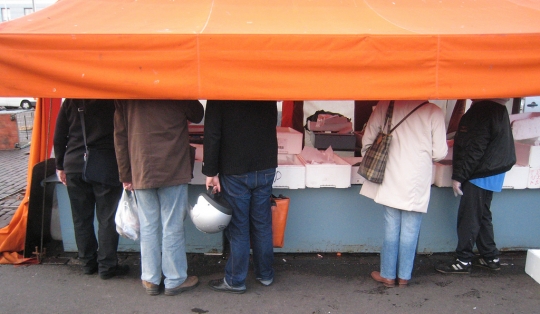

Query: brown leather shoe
[370,271,395,288]
[164,276,199,296]
[142,280,160,295]
[397,278,408,288]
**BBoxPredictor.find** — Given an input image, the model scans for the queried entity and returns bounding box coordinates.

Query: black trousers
[66,173,123,273]
[455,181,499,262]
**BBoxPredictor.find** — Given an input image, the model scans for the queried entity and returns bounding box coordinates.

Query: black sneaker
[474,257,501,270]
[100,264,130,280]
[435,259,471,274]
[208,278,246,294]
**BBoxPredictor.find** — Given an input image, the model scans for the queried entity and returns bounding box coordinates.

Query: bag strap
[382,100,394,134]
[77,100,89,160]
[389,101,429,133]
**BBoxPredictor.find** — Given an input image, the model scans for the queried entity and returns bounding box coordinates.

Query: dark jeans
[455,181,499,262]
[66,173,122,274]
[221,168,276,287]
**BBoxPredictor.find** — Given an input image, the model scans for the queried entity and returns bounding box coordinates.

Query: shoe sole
[164,281,200,296]
[473,264,501,271]
[435,269,471,274]
[146,289,160,296]
[209,286,246,294]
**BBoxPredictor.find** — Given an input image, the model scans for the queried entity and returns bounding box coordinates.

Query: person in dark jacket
[203,100,278,294]
[54,99,128,279]
[436,98,516,274]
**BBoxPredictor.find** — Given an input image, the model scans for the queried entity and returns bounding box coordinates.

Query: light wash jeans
[380,206,423,281]
[220,168,276,287]
[135,184,188,289]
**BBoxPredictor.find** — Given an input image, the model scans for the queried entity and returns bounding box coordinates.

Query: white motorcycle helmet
[190,188,232,234]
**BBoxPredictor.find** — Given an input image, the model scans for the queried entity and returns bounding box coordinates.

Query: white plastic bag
[115,189,140,241]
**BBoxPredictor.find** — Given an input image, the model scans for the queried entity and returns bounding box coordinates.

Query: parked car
[0,97,37,110]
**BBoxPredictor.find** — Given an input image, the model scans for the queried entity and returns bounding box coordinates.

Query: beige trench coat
[360,100,448,213]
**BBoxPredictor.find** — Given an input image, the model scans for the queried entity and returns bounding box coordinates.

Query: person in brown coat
[114,99,204,296]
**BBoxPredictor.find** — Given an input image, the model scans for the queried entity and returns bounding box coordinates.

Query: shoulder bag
[78,102,121,186]
[358,101,428,183]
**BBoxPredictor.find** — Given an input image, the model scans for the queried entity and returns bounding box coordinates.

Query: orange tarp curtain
[0,0,540,101]
[0,98,60,264]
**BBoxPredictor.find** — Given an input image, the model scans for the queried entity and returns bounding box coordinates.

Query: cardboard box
[433,160,453,187]
[307,119,353,132]
[511,115,540,140]
[273,154,306,189]
[525,249,540,285]
[308,131,356,150]
[298,154,351,188]
[527,167,540,189]
[277,127,303,154]
[342,156,366,185]
[502,165,529,189]
[515,141,540,168]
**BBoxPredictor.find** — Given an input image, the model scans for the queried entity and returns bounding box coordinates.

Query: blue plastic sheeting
[55,184,540,254]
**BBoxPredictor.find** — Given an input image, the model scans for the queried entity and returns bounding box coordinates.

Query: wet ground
[0,239,536,314]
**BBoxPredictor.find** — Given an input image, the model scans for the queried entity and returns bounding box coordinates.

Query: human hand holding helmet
[206,176,221,193]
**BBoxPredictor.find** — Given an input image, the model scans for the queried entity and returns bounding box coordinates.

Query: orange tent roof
[1,0,540,100]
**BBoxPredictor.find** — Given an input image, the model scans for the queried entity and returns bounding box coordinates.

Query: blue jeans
[380,206,423,281]
[135,184,188,289]
[220,168,276,287]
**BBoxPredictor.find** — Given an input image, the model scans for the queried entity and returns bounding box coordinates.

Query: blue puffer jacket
[452,100,516,183]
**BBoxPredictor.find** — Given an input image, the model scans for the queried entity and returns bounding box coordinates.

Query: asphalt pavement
[0,142,539,314]
[0,247,539,314]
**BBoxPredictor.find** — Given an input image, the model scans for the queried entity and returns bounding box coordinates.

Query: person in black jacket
[203,100,278,294]
[54,99,128,279]
[436,98,516,274]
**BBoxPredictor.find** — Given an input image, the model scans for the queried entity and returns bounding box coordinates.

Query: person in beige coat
[360,100,447,287]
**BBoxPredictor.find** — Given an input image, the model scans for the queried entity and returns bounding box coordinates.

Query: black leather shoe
[208,278,246,294]
[83,264,98,275]
[100,264,130,280]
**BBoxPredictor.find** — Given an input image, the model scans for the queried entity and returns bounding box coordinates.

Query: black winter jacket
[452,100,516,183]
[202,100,278,176]
[54,99,116,173]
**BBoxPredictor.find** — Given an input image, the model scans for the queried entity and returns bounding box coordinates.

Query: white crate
[276,127,303,155]
[273,154,306,189]
[298,154,351,188]
[515,141,540,168]
[189,160,206,185]
[525,249,540,285]
[527,167,540,189]
[342,156,365,185]
[433,160,453,187]
[502,165,529,189]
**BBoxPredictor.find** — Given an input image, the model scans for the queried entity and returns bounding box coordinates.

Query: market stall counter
[51,183,540,254]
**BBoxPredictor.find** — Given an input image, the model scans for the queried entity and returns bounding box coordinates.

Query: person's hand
[452,180,463,197]
[123,182,133,191]
[56,169,66,185]
[206,176,220,193]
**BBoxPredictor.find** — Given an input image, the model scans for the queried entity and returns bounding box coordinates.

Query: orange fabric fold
[0,98,60,264]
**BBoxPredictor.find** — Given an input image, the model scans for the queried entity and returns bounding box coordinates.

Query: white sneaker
[256,277,273,286]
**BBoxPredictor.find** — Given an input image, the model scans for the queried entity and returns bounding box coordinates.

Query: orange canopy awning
[1,0,540,100]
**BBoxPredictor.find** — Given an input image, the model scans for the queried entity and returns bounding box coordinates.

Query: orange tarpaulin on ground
[0,99,59,264]
[1,0,540,101]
